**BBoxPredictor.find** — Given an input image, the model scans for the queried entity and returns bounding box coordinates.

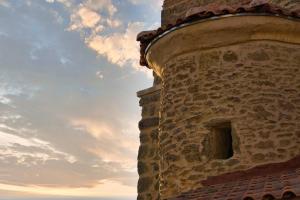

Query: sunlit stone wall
[136,0,300,198]
[146,15,300,199]
[137,83,161,200]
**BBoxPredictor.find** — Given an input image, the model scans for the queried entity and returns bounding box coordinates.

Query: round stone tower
[137,0,300,199]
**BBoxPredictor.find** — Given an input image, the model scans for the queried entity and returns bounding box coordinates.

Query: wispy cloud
[84,0,117,16]
[0,0,10,7]
[45,0,73,7]
[96,71,104,79]
[129,0,163,9]
[0,85,22,105]
[69,6,102,30]
[71,118,139,170]
[0,124,77,165]
[86,22,144,68]
[67,0,119,32]
[0,179,136,197]
[47,0,154,75]
[0,0,156,197]
[0,77,39,106]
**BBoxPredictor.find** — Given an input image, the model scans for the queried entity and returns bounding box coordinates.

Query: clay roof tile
[169,155,300,200]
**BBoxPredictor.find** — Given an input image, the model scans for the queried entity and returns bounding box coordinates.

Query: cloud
[63,0,151,75]
[106,18,121,28]
[128,0,163,9]
[0,125,77,165]
[0,77,39,106]
[86,22,143,68]
[45,0,152,76]
[70,118,139,170]
[69,6,101,30]
[0,0,156,196]
[0,82,22,105]
[0,0,10,7]
[0,180,136,197]
[68,0,119,32]
[45,0,73,7]
[0,116,137,188]
[0,114,22,123]
[96,71,104,79]
[84,0,117,16]
[49,9,64,24]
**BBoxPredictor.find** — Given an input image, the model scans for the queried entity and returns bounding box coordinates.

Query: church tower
[137,0,300,199]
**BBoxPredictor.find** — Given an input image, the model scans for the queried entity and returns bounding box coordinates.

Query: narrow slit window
[211,122,233,159]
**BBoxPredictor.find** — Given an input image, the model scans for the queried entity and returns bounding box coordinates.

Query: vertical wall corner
[137,85,161,200]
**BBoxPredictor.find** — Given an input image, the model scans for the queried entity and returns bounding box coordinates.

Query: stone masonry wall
[162,0,299,25]
[137,85,161,200]
[158,41,300,198]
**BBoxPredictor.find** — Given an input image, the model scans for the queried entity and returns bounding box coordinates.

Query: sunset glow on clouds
[0,0,162,198]
[51,0,156,70]
[71,118,139,169]
[86,22,143,68]
[0,180,136,197]
[63,0,154,75]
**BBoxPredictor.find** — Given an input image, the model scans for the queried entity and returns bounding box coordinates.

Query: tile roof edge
[202,154,300,186]
[137,1,300,68]
[170,155,300,200]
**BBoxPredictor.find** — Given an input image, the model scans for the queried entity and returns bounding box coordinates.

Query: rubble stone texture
[137,1,300,200]
[156,40,300,198]
[137,85,161,200]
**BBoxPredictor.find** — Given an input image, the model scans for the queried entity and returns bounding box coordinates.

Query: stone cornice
[137,85,161,98]
[145,15,300,76]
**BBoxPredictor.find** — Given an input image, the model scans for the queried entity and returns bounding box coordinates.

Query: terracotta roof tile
[169,155,300,200]
[137,0,300,68]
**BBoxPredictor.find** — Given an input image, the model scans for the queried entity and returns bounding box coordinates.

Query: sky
[0,0,162,198]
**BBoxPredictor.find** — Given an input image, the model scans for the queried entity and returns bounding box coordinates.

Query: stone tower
[137,0,300,199]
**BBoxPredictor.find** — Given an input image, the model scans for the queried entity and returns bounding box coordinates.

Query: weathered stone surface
[138,145,149,160]
[279,139,291,147]
[140,133,149,143]
[248,50,270,61]
[138,8,300,199]
[223,51,238,62]
[165,153,180,162]
[185,154,202,162]
[138,177,153,193]
[137,85,161,200]
[227,159,240,166]
[252,153,265,162]
[137,194,144,200]
[255,141,274,149]
[149,41,300,199]
[150,129,159,142]
[152,163,159,173]
[253,105,274,120]
[279,100,295,112]
[138,161,148,175]
[139,93,160,106]
[139,118,159,130]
